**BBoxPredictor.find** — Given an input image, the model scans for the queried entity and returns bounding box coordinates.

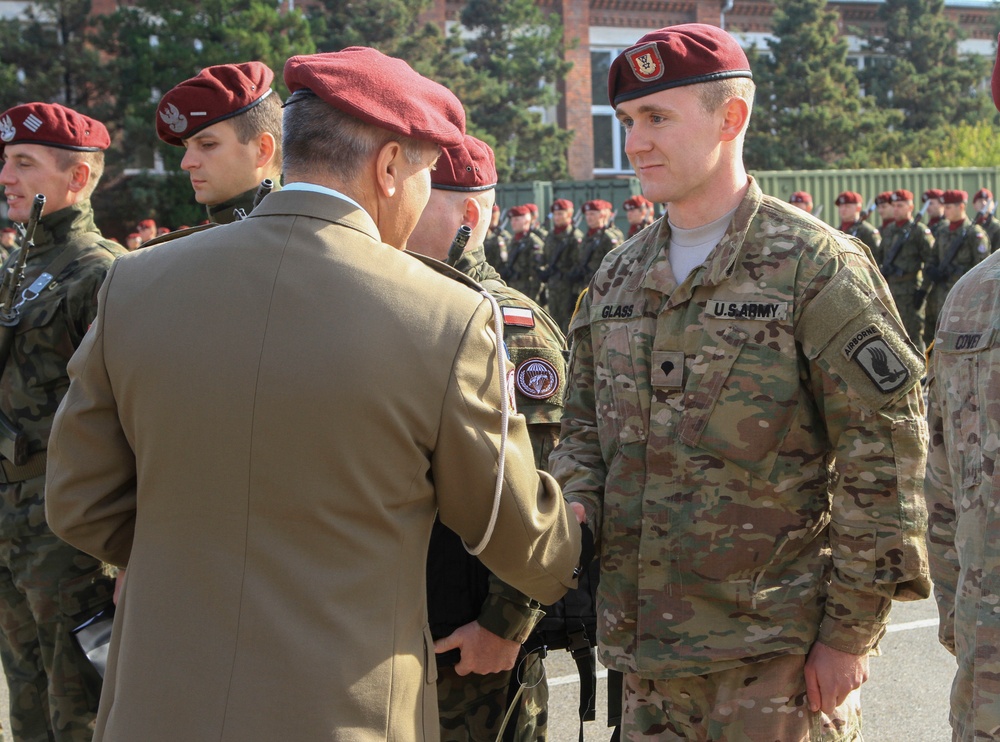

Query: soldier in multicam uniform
[623,194,654,238]
[155,62,282,227]
[408,134,567,742]
[538,198,582,332]
[501,205,545,300]
[925,68,1000,737]
[835,190,880,258]
[483,204,509,270]
[880,189,934,355]
[549,24,930,741]
[569,200,620,304]
[918,189,990,350]
[0,102,125,741]
[973,187,1000,255]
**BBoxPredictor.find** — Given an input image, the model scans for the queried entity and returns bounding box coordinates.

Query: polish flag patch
[501,306,535,328]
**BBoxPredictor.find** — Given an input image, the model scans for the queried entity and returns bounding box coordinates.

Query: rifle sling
[0,450,46,483]
[880,225,911,273]
[939,227,969,275]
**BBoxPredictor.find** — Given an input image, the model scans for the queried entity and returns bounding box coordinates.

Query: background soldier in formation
[973,187,1000,254]
[835,190,880,257]
[623,194,654,238]
[789,190,813,213]
[483,204,509,270]
[551,24,929,740]
[156,61,283,226]
[918,189,990,349]
[539,198,582,332]
[881,188,934,355]
[0,227,15,262]
[923,189,946,240]
[0,101,125,742]
[875,190,896,251]
[501,204,545,300]
[570,199,620,302]
[408,134,566,742]
[526,203,547,240]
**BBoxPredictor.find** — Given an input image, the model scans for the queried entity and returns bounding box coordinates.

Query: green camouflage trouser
[0,475,114,742]
[621,653,863,742]
[437,650,547,742]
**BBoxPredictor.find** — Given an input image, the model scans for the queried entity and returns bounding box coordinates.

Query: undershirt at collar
[668,205,739,284]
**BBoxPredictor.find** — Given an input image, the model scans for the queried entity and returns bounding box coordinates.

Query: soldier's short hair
[282,94,436,184]
[230,93,283,176]
[696,77,756,117]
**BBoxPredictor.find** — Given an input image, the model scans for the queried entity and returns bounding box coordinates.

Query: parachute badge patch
[515,357,559,400]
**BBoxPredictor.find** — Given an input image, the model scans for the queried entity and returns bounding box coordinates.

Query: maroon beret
[922,188,944,203]
[583,200,612,212]
[127,232,140,240]
[974,188,993,202]
[0,102,109,152]
[789,191,812,205]
[835,191,861,206]
[942,189,967,205]
[551,198,574,212]
[525,203,539,215]
[993,34,1000,114]
[431,134,497,191]
[138,219,156,229]
[875,191,894,205]
[623,195,652,210]
[1,227,15,235]
[157,61,275,147]
[609,24,752,106]
[284,48,464,147]
[507,205,531,217]
[891,189,913,203]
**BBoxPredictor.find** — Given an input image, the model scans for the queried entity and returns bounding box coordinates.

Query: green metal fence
[497,167,1000,233]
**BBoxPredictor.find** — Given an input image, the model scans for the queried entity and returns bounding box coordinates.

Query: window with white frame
[591,49,631,175]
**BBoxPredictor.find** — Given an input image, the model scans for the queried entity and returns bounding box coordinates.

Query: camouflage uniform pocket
[595,325,648,452]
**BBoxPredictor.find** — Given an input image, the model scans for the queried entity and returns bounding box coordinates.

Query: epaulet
[406,251,486,294]
[138,222,217,250]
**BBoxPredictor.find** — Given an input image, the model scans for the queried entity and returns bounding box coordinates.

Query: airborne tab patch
[501,306,535,328]
[843,325,909,393]
[706,299,788,321]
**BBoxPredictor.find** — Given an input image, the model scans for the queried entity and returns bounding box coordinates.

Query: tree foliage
[745,0,897,170]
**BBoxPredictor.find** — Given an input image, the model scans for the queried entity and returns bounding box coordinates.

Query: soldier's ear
[67,161,91,195]
[255,132,276,170]
[462,196,482,232]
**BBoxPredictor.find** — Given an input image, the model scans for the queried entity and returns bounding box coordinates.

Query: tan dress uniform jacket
[44,190,581,742]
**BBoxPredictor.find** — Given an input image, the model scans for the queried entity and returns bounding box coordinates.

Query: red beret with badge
[0,102,109,153]
[609,23,752,106]
[156,61,275,147]
[623,195,652,210]
[789,191,812,205]
[507,204,531,217]
[891,189,913,203]
[875,191,894,205]
[583,200,612,212]
[942,189,967,205]
[974,188,993,202]
[922,188,944,203]
[551,198,574,212]
[284,47,465,147]
[835,191,861,206]
[431,134,497,191]
[138,219,155,229]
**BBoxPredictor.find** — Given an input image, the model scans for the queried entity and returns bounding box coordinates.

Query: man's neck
[665,169,749,230]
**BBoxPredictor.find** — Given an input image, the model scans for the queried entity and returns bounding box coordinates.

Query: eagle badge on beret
[515,358,560,400]
[159,103,188,135]
[626,44,665,82]
[0,115,15,142]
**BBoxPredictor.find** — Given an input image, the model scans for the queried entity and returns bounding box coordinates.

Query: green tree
[745,0,896,170]
[861,0,992,132]
[458,0,573,181]
[307,0,430,54]
[0,0,101,111]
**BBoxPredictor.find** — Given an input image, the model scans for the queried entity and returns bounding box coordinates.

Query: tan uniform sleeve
[434,300,580,606]
[46,259,137,568]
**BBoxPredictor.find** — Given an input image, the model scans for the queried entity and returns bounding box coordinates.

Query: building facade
[420,0,998,179]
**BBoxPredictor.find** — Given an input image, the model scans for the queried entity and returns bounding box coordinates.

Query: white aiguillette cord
[463,289,509,556]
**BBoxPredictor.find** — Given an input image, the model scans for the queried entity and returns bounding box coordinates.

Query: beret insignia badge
[0,115,15,142]
[159,103,188,134]
[627,44,665,82]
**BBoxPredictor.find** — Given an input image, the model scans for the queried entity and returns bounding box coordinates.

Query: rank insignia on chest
[515,357,560,400]
[501,306,535,328]
[843,325,909,393]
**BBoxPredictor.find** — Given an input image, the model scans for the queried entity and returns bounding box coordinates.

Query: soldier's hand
[434,621,520,676]
[804,641,869,715]
[569,502,587,525]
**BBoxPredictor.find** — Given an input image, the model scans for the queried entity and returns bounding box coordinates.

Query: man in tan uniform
[45,48,581,742]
